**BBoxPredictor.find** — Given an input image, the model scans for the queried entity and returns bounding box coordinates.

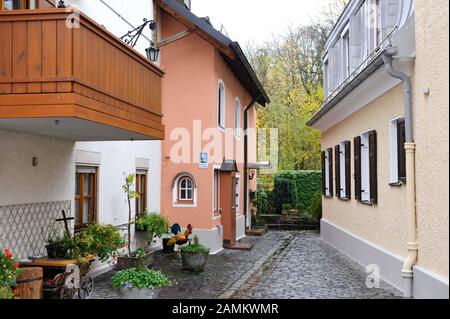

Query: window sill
[360,200,374,206]
[176,200,194,205]
[389,182,403,187]
[339,197,350,201]
[323,195,333,199]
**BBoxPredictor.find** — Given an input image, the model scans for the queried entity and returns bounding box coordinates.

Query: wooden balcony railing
[0,8,164,140]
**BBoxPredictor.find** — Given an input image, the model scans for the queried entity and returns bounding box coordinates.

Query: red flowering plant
[0,248,22,299]
[84,224,126,262]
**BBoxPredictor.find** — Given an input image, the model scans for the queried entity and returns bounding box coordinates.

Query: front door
[220,171,237,246]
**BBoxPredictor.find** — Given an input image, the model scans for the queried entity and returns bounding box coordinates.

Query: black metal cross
[56,210,74,235]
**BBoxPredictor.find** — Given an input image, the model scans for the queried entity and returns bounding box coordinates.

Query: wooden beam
[157,28,194,48]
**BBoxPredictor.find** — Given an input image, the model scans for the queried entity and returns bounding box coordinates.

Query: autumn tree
[246,0,348,171]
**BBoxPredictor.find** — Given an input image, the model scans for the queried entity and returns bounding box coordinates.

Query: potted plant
[112,268,171,299]
[0,249,22,299]
[180,235,210,272]
[84,223,125,262]
[43,221,67,259]
[135,212,170,245]
[117,174,155,269]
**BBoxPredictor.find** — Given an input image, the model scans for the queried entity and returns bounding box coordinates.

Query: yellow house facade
[308,0,448,299]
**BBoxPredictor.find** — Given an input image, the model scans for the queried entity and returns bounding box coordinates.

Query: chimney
[175,0,191,10]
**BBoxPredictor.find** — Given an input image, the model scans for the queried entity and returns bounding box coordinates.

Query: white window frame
[173,174,197,207]
[212,165,221,219]
[339,142,347,198]
[218,80,226,130]
[341,25,350,80]
[235,97,241,138]
[360,131,371,202]
[324,150,331,197]
[390,116,404,184]
[323,55,329,98]
[179,177,193,201]
[375,0,382,46]
[235,175,241,214]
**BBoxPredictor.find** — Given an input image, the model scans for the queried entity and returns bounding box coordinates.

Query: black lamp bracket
[121,18,157,49]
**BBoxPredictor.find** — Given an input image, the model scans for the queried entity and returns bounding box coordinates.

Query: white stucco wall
[413,0,449,279]
[75,141,161,226]
[0,130,75,206]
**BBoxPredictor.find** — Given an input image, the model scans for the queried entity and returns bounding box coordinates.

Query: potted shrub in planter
[117,174,161,269]
[43,221,68,259]
[136,212,170,248]
[112,268,171,299]
[77,223,124,262]
[180,236,210,272]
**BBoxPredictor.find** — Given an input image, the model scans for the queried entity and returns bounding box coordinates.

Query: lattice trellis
[0,201,72,260]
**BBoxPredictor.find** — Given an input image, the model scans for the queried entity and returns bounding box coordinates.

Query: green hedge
[275,171,322,211]
[272,177,296,213]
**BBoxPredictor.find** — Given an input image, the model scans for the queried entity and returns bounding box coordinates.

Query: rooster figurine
[167,223,193,247]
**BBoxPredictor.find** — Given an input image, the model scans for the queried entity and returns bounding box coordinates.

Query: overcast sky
[191,0,331,46]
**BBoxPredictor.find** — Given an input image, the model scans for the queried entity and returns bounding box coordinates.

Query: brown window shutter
[327,148,333,197]
[335,145,340,198]
[321,151,326,195]
[345,141,351,199]
[369,130,378,204]
[397,119,406,183]
[354,136,361,201]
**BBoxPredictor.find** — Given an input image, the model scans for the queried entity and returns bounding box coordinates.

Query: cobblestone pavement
[90,231,402,299]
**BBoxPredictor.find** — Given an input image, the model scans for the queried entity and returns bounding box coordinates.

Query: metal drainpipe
[382,49,417,298]
[243,97,260,230]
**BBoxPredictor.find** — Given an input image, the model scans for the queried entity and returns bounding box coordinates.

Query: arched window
[179,176,193,201]
[235,97,241,137]
[173,173,197,207]
[218,80,225,129]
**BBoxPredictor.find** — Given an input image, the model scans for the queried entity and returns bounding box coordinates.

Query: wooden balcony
[0,8,164,141]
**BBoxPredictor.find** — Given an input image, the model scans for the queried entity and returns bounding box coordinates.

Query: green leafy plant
[62,231,95,261]
[254,187,269,215]
[43,220,64,246]
[0,287,14,299]
[112,268,171,289]
[308,191,323,222]
[282,203,293,211]
[84,223,126,262]
[123,173,140,256]
[132,248,145,258]
[0,249,22,299]
[181,236,210,254]
[136,213,170,243]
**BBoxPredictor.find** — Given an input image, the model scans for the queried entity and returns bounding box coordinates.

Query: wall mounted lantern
[146,42,160,62]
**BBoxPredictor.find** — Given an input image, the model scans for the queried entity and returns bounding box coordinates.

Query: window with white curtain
[235,98,241,137]
[218,80,225,129]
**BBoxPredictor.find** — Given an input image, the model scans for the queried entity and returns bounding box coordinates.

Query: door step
[245,228,267,237]
[223,242,254,251]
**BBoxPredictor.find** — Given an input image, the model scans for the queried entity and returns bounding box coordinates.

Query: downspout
[382,49,417,298]
[243,96,260,230]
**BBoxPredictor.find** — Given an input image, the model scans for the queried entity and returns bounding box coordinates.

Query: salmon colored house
[155,0,269,253]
